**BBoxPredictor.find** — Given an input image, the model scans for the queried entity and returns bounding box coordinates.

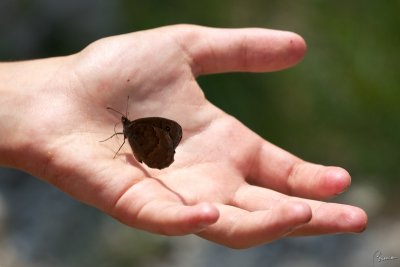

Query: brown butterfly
[100,103,182,169]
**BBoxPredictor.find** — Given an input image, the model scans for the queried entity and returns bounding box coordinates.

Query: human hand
[0,25,367,248]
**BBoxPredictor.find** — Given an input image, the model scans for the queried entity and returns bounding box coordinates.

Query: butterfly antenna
[106,107,125,117]
[126,95,130,118]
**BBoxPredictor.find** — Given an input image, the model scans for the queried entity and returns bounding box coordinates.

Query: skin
[0,25,367,249]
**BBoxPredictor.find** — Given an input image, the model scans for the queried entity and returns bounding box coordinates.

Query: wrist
[0,56,74,170]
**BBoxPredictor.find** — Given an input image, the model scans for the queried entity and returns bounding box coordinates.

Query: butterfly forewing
[132,117,182,148]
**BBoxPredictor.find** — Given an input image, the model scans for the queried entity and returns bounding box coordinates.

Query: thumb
[170,25,307,76]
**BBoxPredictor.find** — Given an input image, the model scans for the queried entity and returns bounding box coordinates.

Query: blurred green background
[0,1,399,267]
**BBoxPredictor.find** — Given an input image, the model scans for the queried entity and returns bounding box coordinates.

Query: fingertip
[324,167,352,196]
[343,206,368,233]
[181,203,219,233]
[282,201,312,225]
[251,29,307,71]
[282,31,307,67]
[194,202,220,226]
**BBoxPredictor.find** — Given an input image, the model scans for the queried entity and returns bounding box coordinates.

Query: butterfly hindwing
[123,117,182,169]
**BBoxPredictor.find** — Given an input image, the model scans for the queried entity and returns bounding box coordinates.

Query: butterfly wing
[158,118,182,149]
[125,118,181,169]
[133,117,182,148]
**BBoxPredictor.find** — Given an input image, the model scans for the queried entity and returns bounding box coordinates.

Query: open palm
[12,25,366,248]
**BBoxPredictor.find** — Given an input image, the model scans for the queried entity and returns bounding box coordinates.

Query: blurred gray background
[0,1,399,267]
